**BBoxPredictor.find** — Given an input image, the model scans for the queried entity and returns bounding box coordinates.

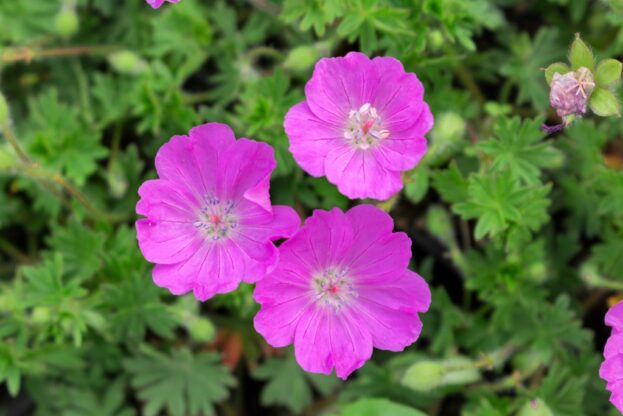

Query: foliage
[1,0,622,415]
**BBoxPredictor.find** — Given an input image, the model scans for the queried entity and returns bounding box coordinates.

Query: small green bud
[31,307,51,324]
[108,51,147,76]
[54,8,79,39]
[438,357,481,386]
[427,112,466,166]
[432,112,466,143]
[189,317,216,342]
[284,45,319,71]
[0,93,9,126]
[107,160,128,198]
[402,361,446,392]
[517,399,554,416]
[528,262,547,283]
[428,30,445,51]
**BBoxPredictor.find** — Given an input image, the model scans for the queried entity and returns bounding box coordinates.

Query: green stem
[1,45,117,64]
[1,125,30,164]
[0,236,31,263]
[72,60,93,124]
[1,125,121,223]
[247,46,285,62]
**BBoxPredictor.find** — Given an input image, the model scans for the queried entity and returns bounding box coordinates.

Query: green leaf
[591,231,623,277]
[569,34,594,71]
[46,219,106,281]
[404,168,430,203]
[512,295,591,361]
[253,354,340,413]
[125,347,235,416]
[544,62,570,84]
[25,89,108,186]
[101,273,177,343]
[595,59,622,86]
[431,163,469,204]
[235,70,302,177]
[453,171,550,244]
[281,0,347,36]
[500,29,563,111]
[535,363,587,416]
[589,87,621,116]
[341,398,426,416]
[477,117,564,185]
[21,254,97,346]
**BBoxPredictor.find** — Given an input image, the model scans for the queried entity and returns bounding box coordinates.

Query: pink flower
[253,205,431,379]
[600,301,623,413]
[136,123,300,301]
[284,52,433,201]
[146,0,179,9]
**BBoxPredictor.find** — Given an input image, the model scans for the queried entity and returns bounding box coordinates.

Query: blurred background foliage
[1,0,623,415]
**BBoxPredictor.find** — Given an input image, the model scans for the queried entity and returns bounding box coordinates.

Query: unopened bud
[31,307,51,325]
[108,51,147,76]
[402,361,446,392]
[55,8,79,39]
[284,46,319,71]
[549,68,594,120]
[428,30,445,51]
[189,317,215,342]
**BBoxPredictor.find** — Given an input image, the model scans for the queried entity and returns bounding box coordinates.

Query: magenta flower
[136,123,300,301]
[253,205,431,379]
[146,0,179,9]
[600,301,623,413]
[284,52,433,201]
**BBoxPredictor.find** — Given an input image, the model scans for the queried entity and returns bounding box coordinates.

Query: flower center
[312,266,356,312]
[344,103,389,150]
[193,198,238,241]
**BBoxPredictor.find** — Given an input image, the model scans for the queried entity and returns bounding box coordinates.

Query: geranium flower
[146,0,179,9]
[542,68,595,133]
[253,205,431,379]
[136,123,300,301]
[284,52,433,201]
[600,301,623,413]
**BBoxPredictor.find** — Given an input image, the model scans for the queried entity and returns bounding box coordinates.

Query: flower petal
[136,219,203,265]
[324,146,403,200]
[294,308,373,379]
[285,102,343,176]
[152,240,252,301]
[218,138,276,202]
[371,57,431,134]
[305,52,379,126]
[254,285,313,347]
[344,205,412,281]
[374,128,429,172]
[353,270,431,351]
[136,179,198,222]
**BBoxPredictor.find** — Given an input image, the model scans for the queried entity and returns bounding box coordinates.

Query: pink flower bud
[549,67,595,119]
